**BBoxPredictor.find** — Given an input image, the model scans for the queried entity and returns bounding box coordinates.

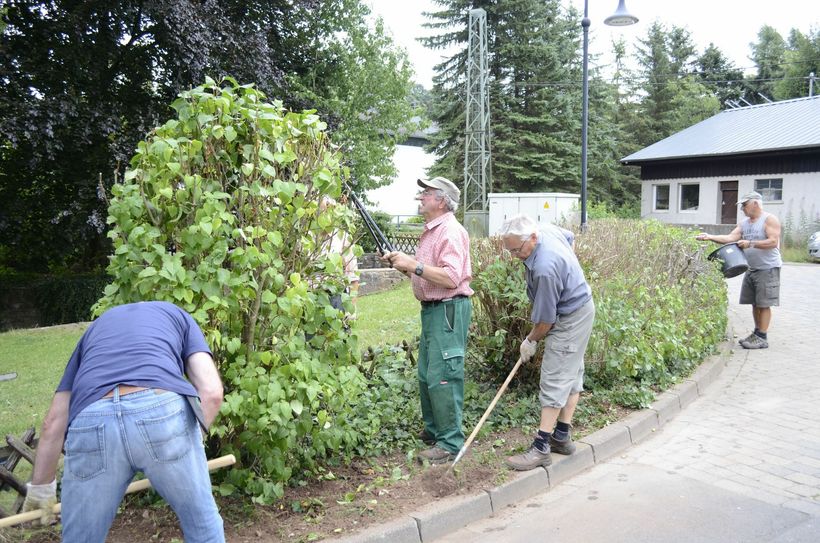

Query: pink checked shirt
[412,212,474,302]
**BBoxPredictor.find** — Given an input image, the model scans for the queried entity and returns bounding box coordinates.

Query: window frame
[653,184,670,212]
[678,183,700,213]
[754,178,783,202]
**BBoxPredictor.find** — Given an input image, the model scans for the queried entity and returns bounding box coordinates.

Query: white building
[623,96,820,232]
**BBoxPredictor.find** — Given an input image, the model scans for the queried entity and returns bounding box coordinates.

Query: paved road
[438,263,820,543]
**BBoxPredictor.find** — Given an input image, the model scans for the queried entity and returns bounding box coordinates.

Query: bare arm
[381,251,457,289]
[752,214,782,250]
[527,322,554,343]
[696,225,742,245]
[185,352,224,428]
[30,392,70,485]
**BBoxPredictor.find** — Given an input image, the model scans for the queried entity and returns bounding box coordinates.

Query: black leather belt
[421,295,467,308]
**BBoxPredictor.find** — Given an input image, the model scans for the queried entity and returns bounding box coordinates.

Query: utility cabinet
[487,192,579,234]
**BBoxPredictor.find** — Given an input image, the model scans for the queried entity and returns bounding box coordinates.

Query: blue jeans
[60,388,224,543]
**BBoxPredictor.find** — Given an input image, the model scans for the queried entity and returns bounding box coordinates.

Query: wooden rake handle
[452,357,524,467]
[0,454,236,529]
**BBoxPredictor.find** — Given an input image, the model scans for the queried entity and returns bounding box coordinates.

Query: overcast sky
[367,0,820,88]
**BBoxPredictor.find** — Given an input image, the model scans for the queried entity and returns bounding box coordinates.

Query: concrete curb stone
[622,409,660,444]
[671,379,699,409]
[579,422,632,463]
[485,466,550,512]
[649,391,682,426]
[688,340,732,394]
[545,442,595,486]
[409,493,492,542]
[328,340,733,543]
[331,517,421,543]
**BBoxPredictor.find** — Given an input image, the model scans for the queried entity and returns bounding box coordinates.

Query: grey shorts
[740,268,780,307]
[539,297,596,409]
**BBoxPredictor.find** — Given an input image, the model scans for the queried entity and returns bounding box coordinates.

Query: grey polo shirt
[524,225,591,325]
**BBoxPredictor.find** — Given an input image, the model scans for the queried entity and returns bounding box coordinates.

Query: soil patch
[9,407,633,543]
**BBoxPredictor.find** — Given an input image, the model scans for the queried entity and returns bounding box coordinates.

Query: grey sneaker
[418,446,454,465]
[740,334,768,349]
[506,445,552,471]
[738,332,756,345]
[548,434,576,455]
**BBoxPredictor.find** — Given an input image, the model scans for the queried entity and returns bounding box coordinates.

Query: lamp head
[604,0,639,26]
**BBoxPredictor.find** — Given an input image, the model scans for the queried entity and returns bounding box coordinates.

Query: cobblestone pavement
[438,263,820,542]
[635,263,820,516]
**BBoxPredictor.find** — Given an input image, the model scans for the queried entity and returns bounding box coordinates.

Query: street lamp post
[580,0,638,229]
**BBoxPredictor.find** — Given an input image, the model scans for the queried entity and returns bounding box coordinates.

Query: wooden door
[720,181,738,224]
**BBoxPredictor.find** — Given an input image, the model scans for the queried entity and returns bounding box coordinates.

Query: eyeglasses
[506,239,528,255]
[418,189,436,198]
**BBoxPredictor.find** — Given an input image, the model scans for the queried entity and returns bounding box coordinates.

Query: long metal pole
[580,0,590,230]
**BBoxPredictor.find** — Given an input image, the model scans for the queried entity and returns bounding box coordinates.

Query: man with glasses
[697,191,782,349]
[499,214,595,471]
[381,177,473,464]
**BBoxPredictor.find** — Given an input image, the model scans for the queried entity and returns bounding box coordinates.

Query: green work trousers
[418,296,472,454]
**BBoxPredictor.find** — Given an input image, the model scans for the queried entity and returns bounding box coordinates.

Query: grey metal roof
[622,96,820,164]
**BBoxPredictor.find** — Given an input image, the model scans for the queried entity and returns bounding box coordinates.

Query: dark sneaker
[417,429,436,446]
[548,434,576,455]
[418,446,454,465]
[740,334,768,349]
[505,445,552,471]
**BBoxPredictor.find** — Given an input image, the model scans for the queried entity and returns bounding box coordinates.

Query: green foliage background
[470,219,727,408]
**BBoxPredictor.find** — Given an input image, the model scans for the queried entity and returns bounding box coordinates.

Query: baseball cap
[418,176,460,203]
[738,191,762,205]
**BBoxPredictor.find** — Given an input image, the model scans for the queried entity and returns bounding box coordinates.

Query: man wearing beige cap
[696,191,782,349]
[381,176,473,464]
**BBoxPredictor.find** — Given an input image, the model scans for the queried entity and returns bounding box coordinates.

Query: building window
[679,184,700,211]
[654,184,669,211]
[755,178,783,201]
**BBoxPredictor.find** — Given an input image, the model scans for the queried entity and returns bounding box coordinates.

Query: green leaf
[138,267,158,278]
[290,399,303,416]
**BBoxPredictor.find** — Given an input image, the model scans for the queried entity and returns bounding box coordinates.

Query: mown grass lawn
[0,323,88,439]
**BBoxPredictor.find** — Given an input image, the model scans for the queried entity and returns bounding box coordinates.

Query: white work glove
[23,479,57,525]
[519,338,538,362]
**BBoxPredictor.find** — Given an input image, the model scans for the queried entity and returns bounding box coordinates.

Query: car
[810,231,820,262]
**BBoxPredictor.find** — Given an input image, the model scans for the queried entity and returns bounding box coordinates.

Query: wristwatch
[414,262,424,276]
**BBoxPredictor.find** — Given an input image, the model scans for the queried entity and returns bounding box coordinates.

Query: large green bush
[94,78,365,502]
[470,219,727,407]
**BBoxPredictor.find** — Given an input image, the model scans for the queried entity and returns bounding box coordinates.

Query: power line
[511,74,816,89]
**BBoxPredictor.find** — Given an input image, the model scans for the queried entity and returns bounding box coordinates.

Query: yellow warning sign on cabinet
[543,201,550,209]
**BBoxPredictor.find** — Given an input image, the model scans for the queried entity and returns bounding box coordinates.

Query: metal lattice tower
[463,8,491,218]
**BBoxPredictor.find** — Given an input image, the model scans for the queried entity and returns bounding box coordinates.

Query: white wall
[366,144,436,219]
[641,172,820,227]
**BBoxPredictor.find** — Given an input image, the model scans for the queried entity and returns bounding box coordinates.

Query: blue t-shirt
[57,301,211,425]
[524,225,591,325]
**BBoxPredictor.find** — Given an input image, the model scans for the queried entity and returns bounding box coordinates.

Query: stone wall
[359,268,407,296]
